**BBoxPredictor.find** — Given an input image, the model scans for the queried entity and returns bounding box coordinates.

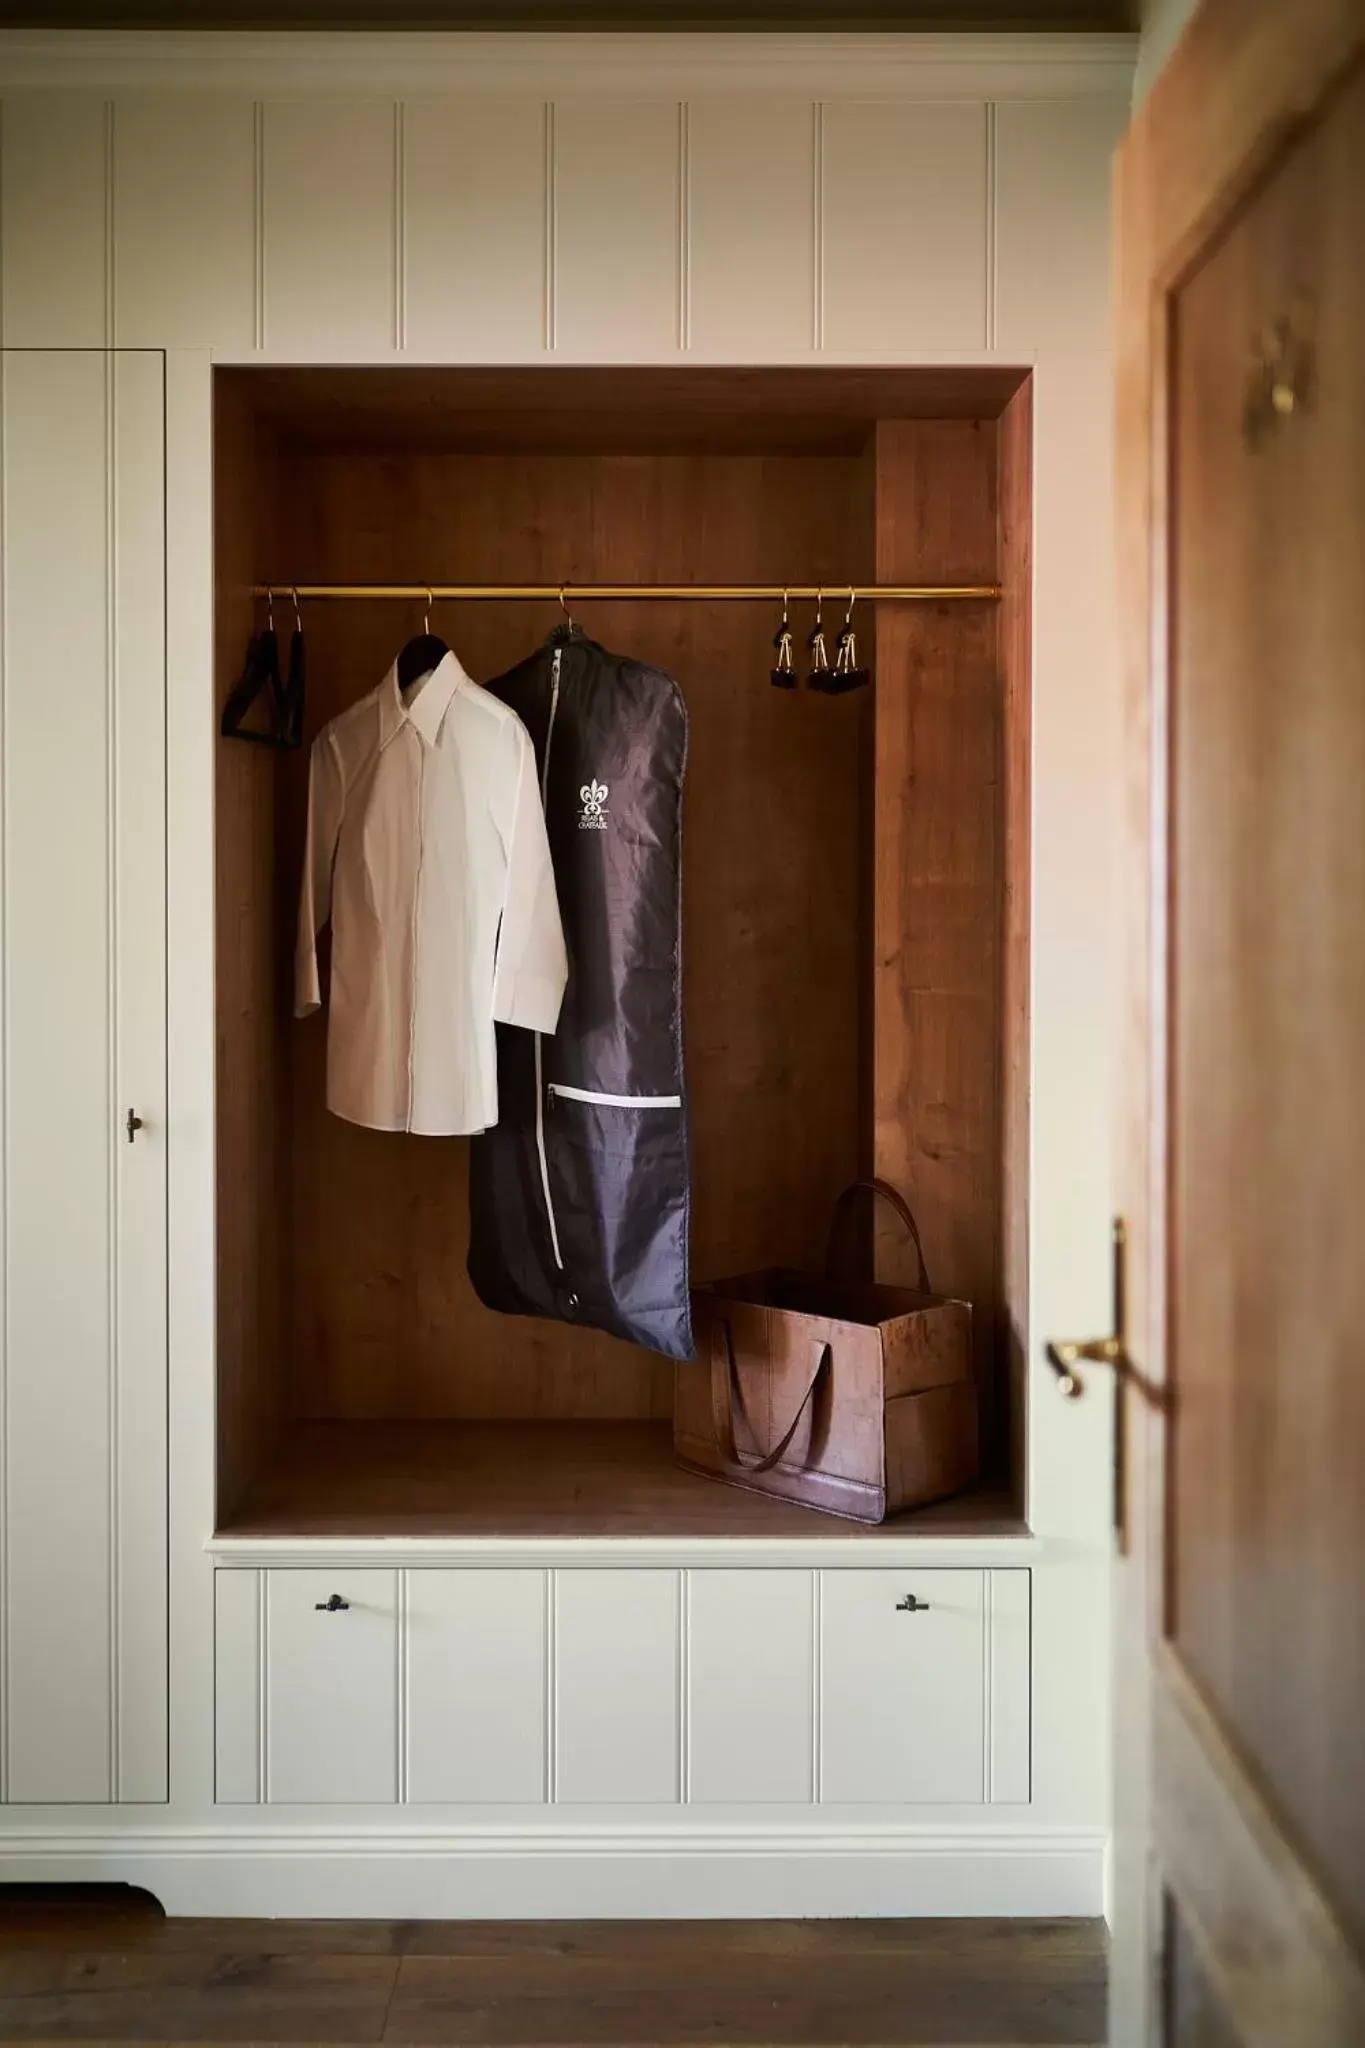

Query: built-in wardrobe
[0,31,1127,1916]
[214,366,1032,1541]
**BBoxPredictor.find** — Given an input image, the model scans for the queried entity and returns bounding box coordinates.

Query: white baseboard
[0,1823,1106,1918]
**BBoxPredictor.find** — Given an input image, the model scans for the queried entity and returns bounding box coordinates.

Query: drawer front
[215,1564,1028,1808]
[216,1568,398,1805]
[819,1568,1030,1804]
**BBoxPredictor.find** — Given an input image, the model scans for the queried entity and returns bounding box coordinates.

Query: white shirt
[296,650,567,1136]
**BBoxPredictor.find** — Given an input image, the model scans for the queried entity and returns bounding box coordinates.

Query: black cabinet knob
[895,1593,930,1613]
[314,1593,350,1612]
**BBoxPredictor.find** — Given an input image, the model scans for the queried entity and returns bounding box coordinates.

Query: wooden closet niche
[214,367,1032,1538]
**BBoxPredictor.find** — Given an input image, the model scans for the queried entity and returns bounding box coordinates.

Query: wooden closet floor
[217,1420,1025,1540]
[0,1889,1106,2044]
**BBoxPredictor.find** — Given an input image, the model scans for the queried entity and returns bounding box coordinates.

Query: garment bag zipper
[533,648,566,1272]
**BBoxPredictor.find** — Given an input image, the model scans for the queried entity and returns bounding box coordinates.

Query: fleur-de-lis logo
[578,780,610,829]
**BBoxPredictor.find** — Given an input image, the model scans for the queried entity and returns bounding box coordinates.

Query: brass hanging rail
[252,582,999,603]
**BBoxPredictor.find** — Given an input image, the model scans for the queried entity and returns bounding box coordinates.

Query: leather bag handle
[825,1177,931,1293]
[710,1320,831,1476]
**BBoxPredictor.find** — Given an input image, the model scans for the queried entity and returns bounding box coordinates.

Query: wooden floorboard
[0,1894,1107,2045]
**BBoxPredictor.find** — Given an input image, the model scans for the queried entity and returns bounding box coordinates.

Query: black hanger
[221,589,307,749]
[396,588,449,695]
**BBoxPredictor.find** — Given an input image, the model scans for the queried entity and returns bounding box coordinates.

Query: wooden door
[1083,2,1365,2040]
[0,351,168,1804]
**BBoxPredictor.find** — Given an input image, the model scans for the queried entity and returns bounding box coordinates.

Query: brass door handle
[1046,1217,1130,1398]
[1046,1333,1124,1400]
[1046,1218,1164,1408]
[1244,309,1315,450]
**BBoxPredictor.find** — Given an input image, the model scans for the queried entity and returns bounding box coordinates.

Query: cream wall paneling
[260,99,398,358]
[213,1567,1031,1810]
[0,347,167,1804]
[992,96,1130,354]
[0,97,109,345]
[402,99,549,359]
[113,97,256,352]
[551,100,682,357]
[0,80,1131,362]
[820,101,989,353]
[686,100,817,358]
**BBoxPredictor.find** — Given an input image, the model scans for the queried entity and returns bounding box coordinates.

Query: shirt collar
[378,647,470,750]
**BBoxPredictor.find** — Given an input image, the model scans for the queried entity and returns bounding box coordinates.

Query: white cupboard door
[555,1570,680,1804]
[687,1570,814,1804]
[264,1571,398,1804]
[819,1570,987,1805]
[407,1570,547,1805]
[0,349,167,1805]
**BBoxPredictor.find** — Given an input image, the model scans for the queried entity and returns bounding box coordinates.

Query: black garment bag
[469,625,694,1361]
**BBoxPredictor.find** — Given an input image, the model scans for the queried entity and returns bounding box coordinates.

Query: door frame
[1111,2,1365,2042]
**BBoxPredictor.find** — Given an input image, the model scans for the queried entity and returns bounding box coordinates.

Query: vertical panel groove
[252,102,266,352]
[103,102,116,348]
[103,347,119,1802]
[984,102,998,351]
[812,102,825,353]
[677,102,690,353]
[983,1568,995,1802]
[812,1569,823,1803]
[543,102,557,353]
[0,344,7,1806]
[679,1567,690,1802]
[393,101,407,354]
[258,1569,269,1804]
[546,1567,558,1802]
[1026,1569,1034,1802]
[396,1568,408,1802]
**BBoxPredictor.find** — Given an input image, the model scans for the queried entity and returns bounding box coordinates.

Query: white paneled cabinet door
[820,1570,991,1805]
[263,1572,399,1805]
[0,350,168,1805]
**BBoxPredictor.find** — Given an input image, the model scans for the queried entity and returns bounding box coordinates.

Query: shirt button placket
[407,738,425,1134]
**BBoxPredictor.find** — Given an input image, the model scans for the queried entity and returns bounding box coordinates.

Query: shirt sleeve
[491,717,568,1035]
[295,727,345,1019]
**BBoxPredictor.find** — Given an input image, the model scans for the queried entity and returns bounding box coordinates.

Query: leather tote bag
[675,1180,978,1523]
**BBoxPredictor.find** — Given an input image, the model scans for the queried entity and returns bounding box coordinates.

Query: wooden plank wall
[263,436,868,1422]
[871,420,1012,1474]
